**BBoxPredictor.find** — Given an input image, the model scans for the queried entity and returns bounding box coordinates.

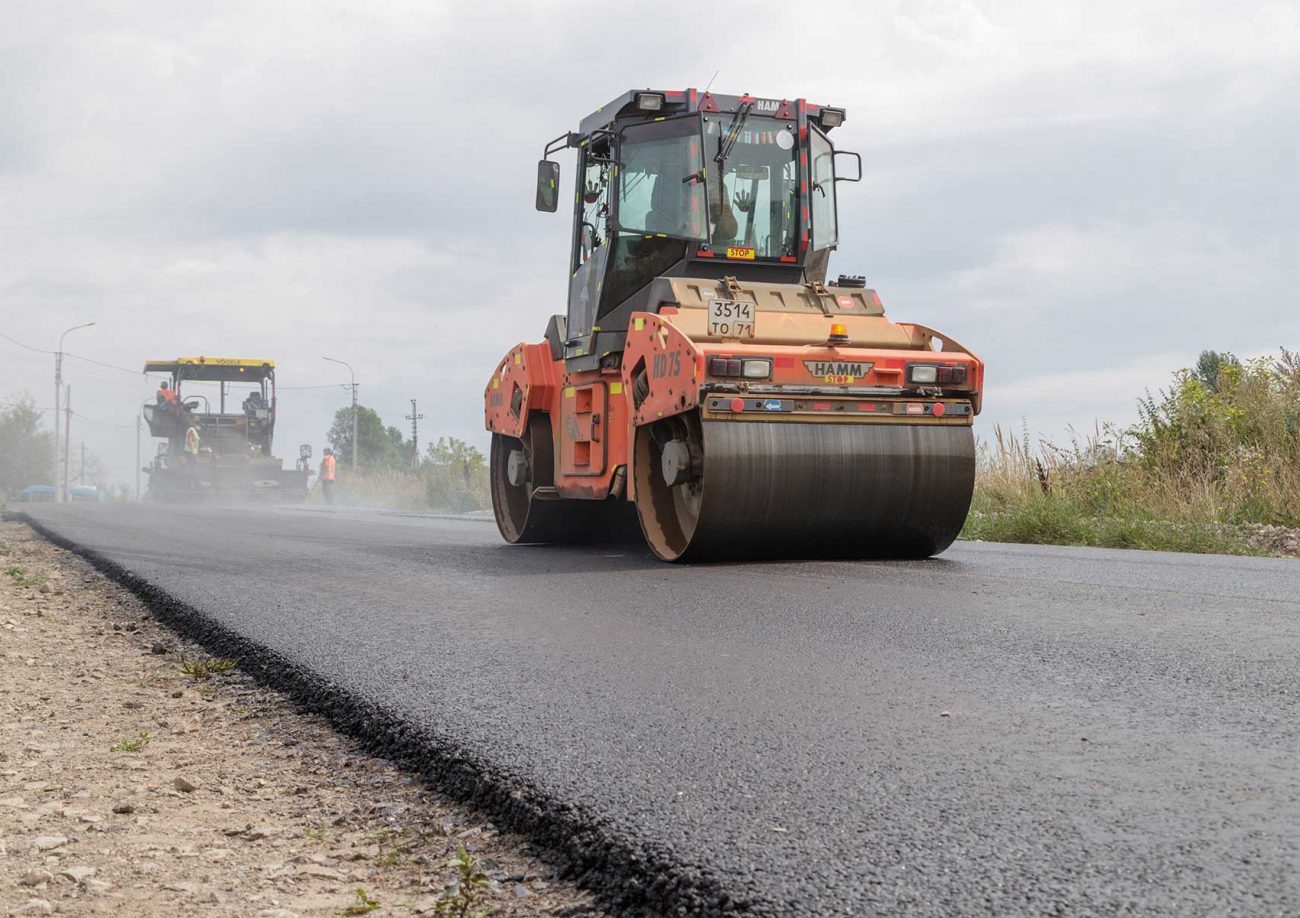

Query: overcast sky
[2,0,1297,489]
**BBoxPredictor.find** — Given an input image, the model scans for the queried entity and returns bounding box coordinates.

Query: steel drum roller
[635,417,975,561]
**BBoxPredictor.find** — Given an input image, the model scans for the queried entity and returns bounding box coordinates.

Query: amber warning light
[828,323,849,345]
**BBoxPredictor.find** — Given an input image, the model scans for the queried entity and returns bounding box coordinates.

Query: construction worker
[319,447,336,505]
[184,423,200,462]
[156,380,178,404]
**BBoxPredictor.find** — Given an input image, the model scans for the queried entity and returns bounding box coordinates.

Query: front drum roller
[634,412,975,562]
[491,414,639,544]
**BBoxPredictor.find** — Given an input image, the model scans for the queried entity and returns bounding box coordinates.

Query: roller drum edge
[491,431,640,545]
[641,421,975,562]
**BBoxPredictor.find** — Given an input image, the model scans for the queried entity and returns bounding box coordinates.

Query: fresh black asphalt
[17,504,1300,915]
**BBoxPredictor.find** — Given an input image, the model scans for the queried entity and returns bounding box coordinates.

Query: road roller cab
[487,88,984,561]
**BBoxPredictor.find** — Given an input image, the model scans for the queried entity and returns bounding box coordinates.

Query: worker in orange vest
[319,447,337,505]
[156,380,178,404]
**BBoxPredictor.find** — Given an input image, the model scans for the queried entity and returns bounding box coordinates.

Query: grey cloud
[3,0,1299,485]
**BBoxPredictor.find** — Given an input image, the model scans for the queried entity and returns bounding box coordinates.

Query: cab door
[566,150,612,343]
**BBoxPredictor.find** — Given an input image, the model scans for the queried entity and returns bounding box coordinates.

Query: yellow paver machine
[485,88,984,560]
[142,357,309,502]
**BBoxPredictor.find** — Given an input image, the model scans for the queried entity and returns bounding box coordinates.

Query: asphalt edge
[11,511,754,917]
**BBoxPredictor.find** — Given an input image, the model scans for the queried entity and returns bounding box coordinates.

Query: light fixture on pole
[55,322,95,502]
[323,356,358,470]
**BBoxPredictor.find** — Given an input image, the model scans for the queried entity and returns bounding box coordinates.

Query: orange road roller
[485,88,983,561]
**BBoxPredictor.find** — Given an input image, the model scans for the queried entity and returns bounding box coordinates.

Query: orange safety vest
[320,454,336,481]
[157,387,177,403]
[185,426,200,454]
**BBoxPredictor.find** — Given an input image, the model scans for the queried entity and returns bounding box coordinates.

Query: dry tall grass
[311,463,489,512]
[965,350,1300,553]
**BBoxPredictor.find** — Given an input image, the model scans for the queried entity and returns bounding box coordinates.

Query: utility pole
[79,442,85,485]
[63,387,72,502]
[405,399,424,468]
[136,413,142,501]
[54,321,95,501]
[323,357,358,470]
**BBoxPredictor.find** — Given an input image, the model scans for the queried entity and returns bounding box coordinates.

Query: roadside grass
[966,351,1300,556]
[310,459,488,513]
[3,563,48,588]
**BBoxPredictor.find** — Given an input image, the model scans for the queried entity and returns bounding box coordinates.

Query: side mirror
[536,160,561,212]
[833,150,863,183]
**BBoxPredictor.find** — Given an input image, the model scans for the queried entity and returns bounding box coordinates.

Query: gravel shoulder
[0,521,602,918]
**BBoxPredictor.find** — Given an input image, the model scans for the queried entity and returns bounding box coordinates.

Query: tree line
[324,404,488,511]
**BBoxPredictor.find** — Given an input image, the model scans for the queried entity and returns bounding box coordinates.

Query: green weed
[434,845,494,918]
[111,732,150,752]
[178,655,237,681]
[338,887,380,915]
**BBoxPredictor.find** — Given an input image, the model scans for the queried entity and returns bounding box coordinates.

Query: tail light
[906,363,969,387]
[709,356,772,379]
[936,365,967,386]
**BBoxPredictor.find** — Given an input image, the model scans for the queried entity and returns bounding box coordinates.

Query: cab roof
[578,88,842,135]
[144,357,276,381]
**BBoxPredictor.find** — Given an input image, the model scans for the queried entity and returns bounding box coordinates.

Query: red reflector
[779,256,797,263]
[696,249,714,258]
[935,365,968,386]
[730,397,745,413]
[858,403,875,411]
[773,356,795,368]
[708,357,744,377]
[812,401,831,410]
[932,402,946,417]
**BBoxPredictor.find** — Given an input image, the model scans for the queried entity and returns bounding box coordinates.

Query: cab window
[616,117,707,241]
[703,116,799,257]
[575,153,610,269]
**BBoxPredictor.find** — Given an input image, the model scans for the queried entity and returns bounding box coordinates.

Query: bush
[965,349,1300,553]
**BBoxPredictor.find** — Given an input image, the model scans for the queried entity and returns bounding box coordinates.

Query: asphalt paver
[18,504,1300,915]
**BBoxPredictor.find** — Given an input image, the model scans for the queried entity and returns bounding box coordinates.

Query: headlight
[909,364,938,384]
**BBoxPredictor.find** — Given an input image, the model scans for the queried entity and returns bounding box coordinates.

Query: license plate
[708,298,755,338]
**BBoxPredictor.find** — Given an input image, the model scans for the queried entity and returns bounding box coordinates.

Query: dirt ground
[0,521,604,918]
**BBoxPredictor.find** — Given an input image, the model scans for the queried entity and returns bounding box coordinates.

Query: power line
[70,410,136,430]
[0,329,54,354]
[63,351,138,375]
[279,383,353,391]
[1,330,138,375]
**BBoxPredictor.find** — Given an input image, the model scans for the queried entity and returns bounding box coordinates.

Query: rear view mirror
[833,150,863,183]
[536,160,561,212]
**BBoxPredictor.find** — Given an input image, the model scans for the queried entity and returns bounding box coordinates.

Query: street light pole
[323,356,358,470]
[55,322,95,502]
